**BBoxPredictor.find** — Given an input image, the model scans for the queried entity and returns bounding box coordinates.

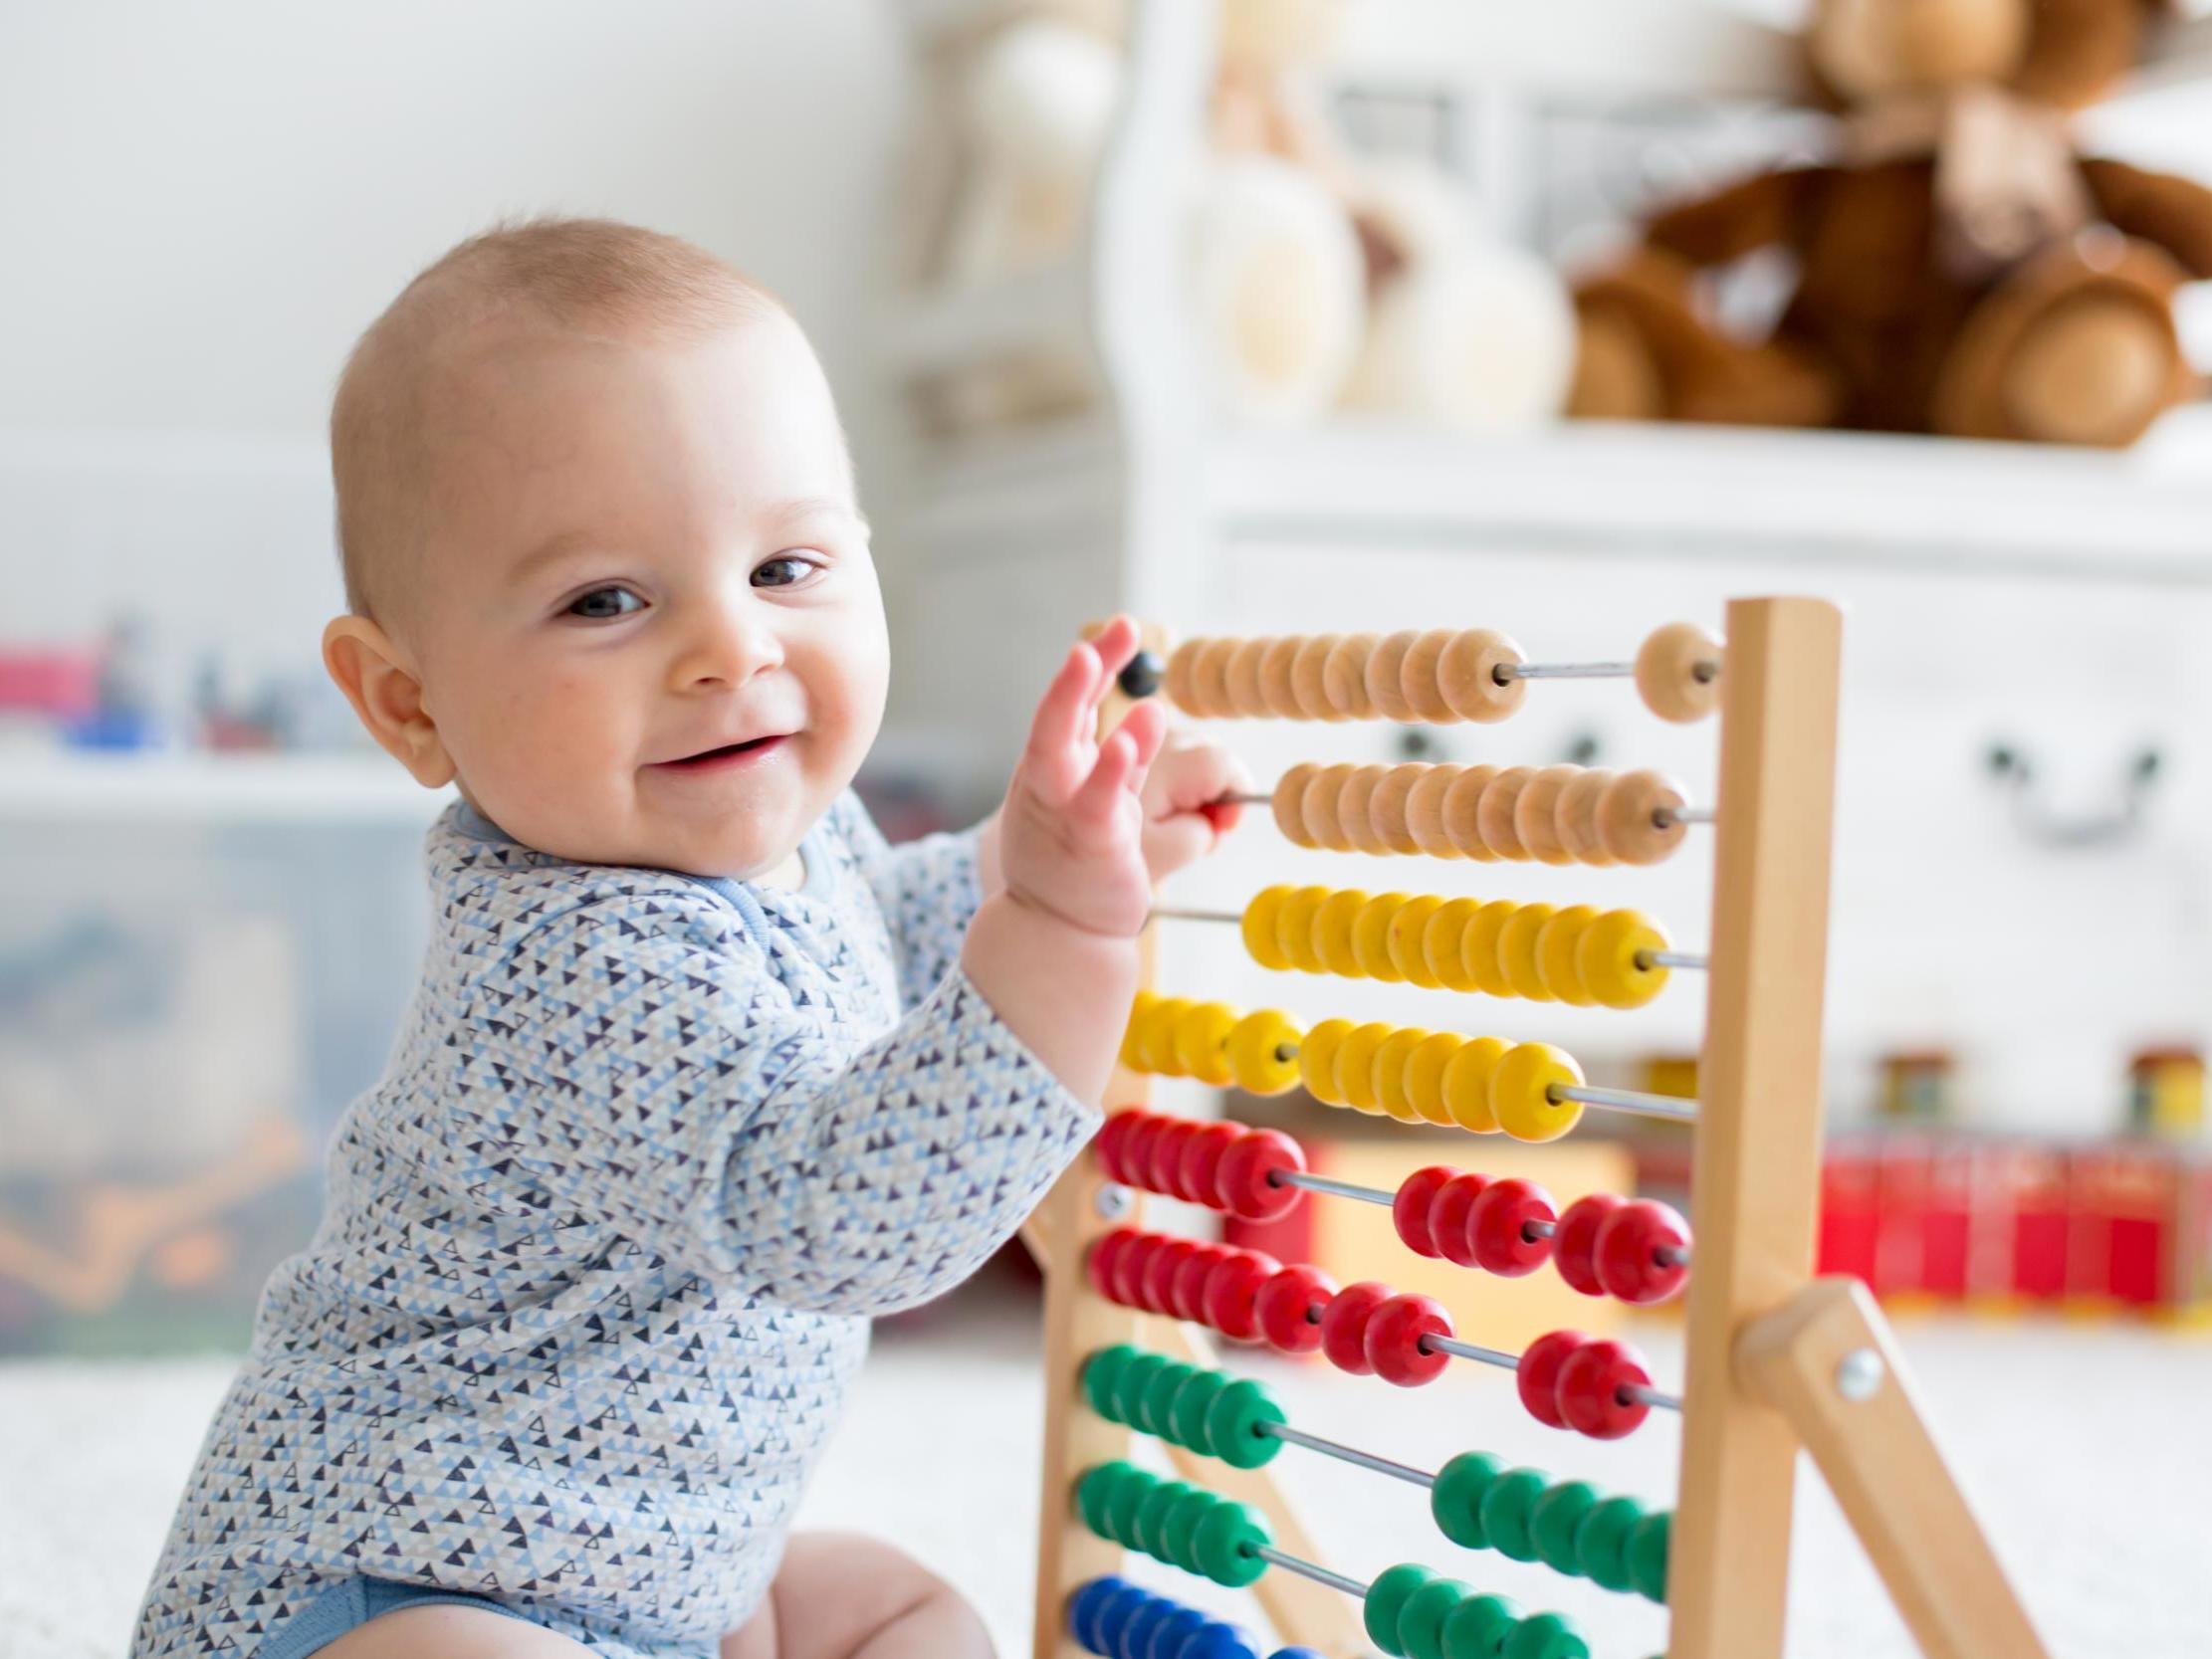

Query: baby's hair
[331,216,783,624]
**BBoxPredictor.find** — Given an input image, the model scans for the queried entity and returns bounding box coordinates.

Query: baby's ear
[322,615,456,788]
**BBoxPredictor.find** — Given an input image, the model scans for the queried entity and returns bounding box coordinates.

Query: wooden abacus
[1023,599,2051,1659]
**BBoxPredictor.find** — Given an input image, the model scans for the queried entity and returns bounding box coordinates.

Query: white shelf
[1,752,451,825]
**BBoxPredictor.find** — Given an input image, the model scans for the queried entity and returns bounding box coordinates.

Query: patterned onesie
[132,792,1097,1657]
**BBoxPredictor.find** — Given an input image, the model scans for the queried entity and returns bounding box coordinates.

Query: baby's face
[402,310,887,879]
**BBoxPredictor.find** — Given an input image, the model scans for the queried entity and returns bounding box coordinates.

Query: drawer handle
[1985,741,2161,849]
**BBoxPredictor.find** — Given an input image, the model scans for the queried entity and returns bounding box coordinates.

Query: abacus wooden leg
[1739,1278,2051,1659]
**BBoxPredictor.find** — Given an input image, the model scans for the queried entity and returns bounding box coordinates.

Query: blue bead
[1269,1650,1330,1659]
[1181,1619,1263,1659]
[1069,1576,1130,1653]
[1097,1585,1157,1656]
[1146,1605,1209,1659]
[1120,1597,1177,1659]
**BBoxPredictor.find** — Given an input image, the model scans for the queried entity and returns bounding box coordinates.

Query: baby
[132,219,1245,1659]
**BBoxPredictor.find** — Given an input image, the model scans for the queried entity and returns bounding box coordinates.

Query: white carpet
[3,1287,2206,1658]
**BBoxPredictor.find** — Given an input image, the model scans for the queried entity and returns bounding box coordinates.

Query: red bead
[1118,1114,1171,1195]
[1216,1129,1306,1221]
[1553,1193,1625,1297]
[1087,1227,1139,1303]
[1467,1177,1557,1279]
[1516,1329,1589,1429]
[1171,1242,1234,1324]
[1393,1165,1459,1259]
[1177,1121,1246,1209]
[1363,1293,1454,1386]
[1143,1237,1204,1315]
[1556,1338,1654,1439]
[1428,1172,1492,1269]
[1201,1249,1281,1342]
[1254,1264,1336,1353]
[1596,1199,1691,1305]
[1095,1109,1143,1182]
[1318,1280,1393,1375]
[1109,1230,1161,1308]
[1148,1119,1207,1199]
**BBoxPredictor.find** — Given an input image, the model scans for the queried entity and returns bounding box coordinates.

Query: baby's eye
[753,554,821,589]
[567,586,645,620]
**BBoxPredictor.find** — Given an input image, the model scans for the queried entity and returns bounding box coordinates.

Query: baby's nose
[671,601,783,688]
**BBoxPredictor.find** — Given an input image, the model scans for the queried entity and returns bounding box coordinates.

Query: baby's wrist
[961,894,1140,1102]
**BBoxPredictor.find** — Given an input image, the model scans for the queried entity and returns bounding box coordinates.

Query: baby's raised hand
[1139,726,1253,881]
[998,617,1169,939]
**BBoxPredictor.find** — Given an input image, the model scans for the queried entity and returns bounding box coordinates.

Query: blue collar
[452,799,834,917]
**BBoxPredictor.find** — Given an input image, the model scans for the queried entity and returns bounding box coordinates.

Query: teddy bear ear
[2008,0,2161,109]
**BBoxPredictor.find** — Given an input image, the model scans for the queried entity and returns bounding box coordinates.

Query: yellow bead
[1536,905,1600,1007]
[1141,997,1193,1075]
[1490,1042,1586,1142]
[1121,992,1157,1071]
[1316,890,1370,978]
[1374,1027,1433,1123]
[1353,894,1411,982]
[1241,886,1294,971]
[1578,909,1672,1009]
[1462,900,1521,998]
[1424,899,1483,992]
[1388,895,1447,987]
[1336,1021,1398,1114]
[1276,884,1334,973]
[1443,1037,1508,1133]
[1226,1008,1304,1096]
[1298,1018,1356,1106]
[1497,903,1559,1002]
[1175,1001,1240,1086]
[1406,1032,1464,1127]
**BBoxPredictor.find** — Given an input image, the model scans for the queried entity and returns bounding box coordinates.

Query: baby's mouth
[657,733,790,769]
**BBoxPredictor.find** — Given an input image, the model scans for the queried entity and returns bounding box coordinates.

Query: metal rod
[1147,906,1243,925]
[1248,1544,1372,1600]
[1640,949,1710,971]
[1655,805,1717,828]
[1553,1083,1700,1124]
[1495,661,1636,683]
[1225,793,1272,806]
[1274,1169,1395,1208]
[1420,1334,1520,1372]
[1625,1384,1684,1412]
[1656,1245,1691,1268]
[1255,1421,1437,1490]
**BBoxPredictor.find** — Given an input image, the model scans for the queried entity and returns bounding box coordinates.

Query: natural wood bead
[1399,628,1460,724]
[1365,630,1422,723]
[1259,635,1308,719]
[1598,768,1690,866]
[1514,764,1583,867]
[1323,633,1380,720]
[1192,638,1238,717]
[1438,628,1529,724]
[1291,635,1344,721]
[1164,639,1203,713]
[1225,637,1275,717]
[1370,764,1427,855]
[1555,768,1619,867]
[1339,762,1395,854]
[1636,622,1722,724]
[1272,761,1319,845]
[1303,761,1360,851]
[1405,764,1464,859]
[1441,763,1500,860]
[1476,765,1537,860]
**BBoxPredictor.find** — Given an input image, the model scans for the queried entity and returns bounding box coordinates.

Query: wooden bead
[1441,764,1499,861]
[1597,769,1689,866]
[1595,1199,1691,1305]
[1338,763,1395,854]
[1364,1293,1453,1386]
[1393,1165,1458,1258]
[1256,1263,1337,1353]
[1301,762,1358,851]
[1636,622,1721,724]
[1352,894,1411,981]
[1217,1127,1305,1219]
[1314,891,1370,977]
[1276,885,1334,972]
[1514,764,1582,867]
[1370,764,1427,854]
[1497,904,1559,1002]
[1296,1018,1355,1105]
[1400,628,1460,724]
[1259,635,1307,719]
[1554,768,1617,867]
[1423,899,1483,993]
[1322,633,1379,720]
[1535,905,1601,1007]
[1554,1193,1626,1297]
[1577,908,1669,1009]
[1225,1009,1303,1097]
[1475,765,1537,860]
[1405,764,1464,859]
[1406,1031,1464,1127]
[1291,634,1343,721]
[1438,628,1528,724]
[1335,1022,1397,1114]
[1374,1027,1434,1123]
[1556,1338,1654,1438]
[1224,637,1274,718]
[1191,639,1237,717]
[1441,1036,1507,1133]
[1388,894,1446,987]
[1490,1042,1585,1143]
[1174,1001,1239,1086]
[1467,1177,1557,1278]
[1365,629,1422,723]
[1164,639,1204,713]
[1515,1330,1587,1429]
[1461,900,1519,998]
[1270,762,1318,847]
[1241,885,1294,970]
[1428,1171,1491,1268]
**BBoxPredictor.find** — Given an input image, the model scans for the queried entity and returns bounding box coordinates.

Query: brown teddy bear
[1569,0,2212,446]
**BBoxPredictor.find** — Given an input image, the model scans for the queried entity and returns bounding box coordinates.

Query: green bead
[1500,1611,1589,1659]
[1133,1479,1196,1562]
[1574,1496,1647,1593]
[1192,1499,1271,1587]
[1398,1576,1473,1659]
[1361,1563,1435,1656]
[1159,1486,1210,1572]
[1203,1377,1286,1470]
[1169,1368,1228,1453]
[1082,1345,1139,1423]
[1431,1451,1506,1550]
[1627,1511,1670,1604]
[1074,1462,1127,1539]
[1113,1352,1170,1431]
[1104,1465,1155,1548]
[1477,1467,1549,1563]
[1529,1481,1600,1577]
[1438,1591,1521,1659]
[1140,1360,1197,1437]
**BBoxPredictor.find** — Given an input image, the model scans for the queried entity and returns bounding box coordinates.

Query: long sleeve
[833,791,987,1009]
[435,890,1093,1316]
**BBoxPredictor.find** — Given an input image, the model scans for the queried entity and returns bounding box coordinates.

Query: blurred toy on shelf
[2128,1044,2205,1139]
[1879,1047,1958,1123]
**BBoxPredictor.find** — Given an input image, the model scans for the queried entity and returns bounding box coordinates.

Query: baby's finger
[1020,641,1102,802]
[1118,699,1169,778]
[1084,615,1141,687]
[1068,724,1143,828]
